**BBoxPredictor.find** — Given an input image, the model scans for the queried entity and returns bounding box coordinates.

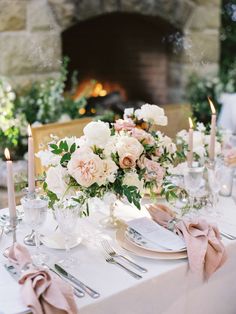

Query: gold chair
[32,117,92,176]
[158,104,192,138]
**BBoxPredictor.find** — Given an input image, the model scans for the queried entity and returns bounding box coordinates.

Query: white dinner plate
[116,226,187,260]
[40,232,82,250]
[125,227,187,253]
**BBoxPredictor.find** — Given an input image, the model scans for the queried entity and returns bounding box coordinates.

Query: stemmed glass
[207,158,225,215]
[54,198,82,268]
[21,194,48,265]
[184,165,204,216]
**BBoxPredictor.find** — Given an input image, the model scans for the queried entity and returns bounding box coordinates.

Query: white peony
[116,135,144,160]
[135,104,168,126]
[45,165,69,197]
[98,158,118,185]
[83,120,111,147]
[36,150,60,167]
[123,171,144,193]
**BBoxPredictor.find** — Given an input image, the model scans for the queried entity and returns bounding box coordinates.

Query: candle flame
[4,148,10,160]
[28,125,32,137]
[207,97,216,114]
[188,117,193,128]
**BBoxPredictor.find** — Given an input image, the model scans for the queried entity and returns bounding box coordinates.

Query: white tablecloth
[0,196,236,314]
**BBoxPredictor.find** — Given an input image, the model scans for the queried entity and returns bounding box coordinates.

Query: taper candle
[208,97,216,161]
[28,125,35,194]
[4,148,16,220]
[187,117,194,167]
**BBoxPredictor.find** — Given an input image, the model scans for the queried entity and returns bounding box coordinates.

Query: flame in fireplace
[73,80,127,101]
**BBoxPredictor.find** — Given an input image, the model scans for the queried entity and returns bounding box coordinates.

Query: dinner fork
[104,252,142,279]
[101,240,147,273]
[220,231,236,240]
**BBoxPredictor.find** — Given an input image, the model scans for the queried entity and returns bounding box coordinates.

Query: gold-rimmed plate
[116,226,187,260]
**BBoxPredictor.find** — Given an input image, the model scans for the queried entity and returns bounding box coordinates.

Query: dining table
[1,188,236,314]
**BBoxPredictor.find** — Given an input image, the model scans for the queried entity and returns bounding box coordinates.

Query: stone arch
[49,0,195,31]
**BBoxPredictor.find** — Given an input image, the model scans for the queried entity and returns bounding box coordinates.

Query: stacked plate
[116,217,188,260]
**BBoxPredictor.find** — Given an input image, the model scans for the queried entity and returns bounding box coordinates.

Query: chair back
[158,104,191,138]
[32,117,92,176]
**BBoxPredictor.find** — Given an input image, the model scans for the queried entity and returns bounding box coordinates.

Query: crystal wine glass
[21,194,48,265]
[54,199,82,268]
[184,165,204,216]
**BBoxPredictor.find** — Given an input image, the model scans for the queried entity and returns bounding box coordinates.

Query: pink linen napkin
[146,204,227,280]
[7,243,78,314]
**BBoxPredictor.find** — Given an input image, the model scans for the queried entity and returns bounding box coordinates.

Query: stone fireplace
[62,12,180,105]
[0,0,221,103]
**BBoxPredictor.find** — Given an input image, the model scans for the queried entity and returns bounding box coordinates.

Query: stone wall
[0,0,221,101]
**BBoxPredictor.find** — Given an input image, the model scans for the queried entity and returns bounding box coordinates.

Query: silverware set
[101,239,147,279]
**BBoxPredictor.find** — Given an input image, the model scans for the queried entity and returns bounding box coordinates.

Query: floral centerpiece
[37,104,177,214]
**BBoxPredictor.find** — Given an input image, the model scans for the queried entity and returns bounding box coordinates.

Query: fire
[4,148,10,160]
[73,80,127,101]
[207,97,216,114]
[27,124,32,137]
[92,83,107,97]
[188,117,193,129]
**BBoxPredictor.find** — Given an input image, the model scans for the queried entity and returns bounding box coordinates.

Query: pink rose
[131,128,155,145]
[154,148,163,157]
[144,158,165,183]
[119,153,136,169]
[114,118,135,132]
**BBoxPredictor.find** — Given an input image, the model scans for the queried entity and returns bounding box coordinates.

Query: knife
[54,264,100,299]
[45,265,85,298]
[4,263,84,299]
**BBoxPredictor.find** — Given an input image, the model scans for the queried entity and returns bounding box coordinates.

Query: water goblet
[54,199,83,268]
[21,194,48,265]
[184,165,204,216]
[207,159,225,214]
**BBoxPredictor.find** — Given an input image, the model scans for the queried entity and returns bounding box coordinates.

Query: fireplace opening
[62,12,181,113]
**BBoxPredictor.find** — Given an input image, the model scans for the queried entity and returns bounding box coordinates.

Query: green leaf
[60,152,71,164]
[50,144,58,150]
[70,143,76,154]
[51,148,62,155]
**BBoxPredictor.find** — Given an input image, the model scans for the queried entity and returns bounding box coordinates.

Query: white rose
[83,120,111,147]
[124,108,134,119]
[36,150,60,167]
[193,131,204,147]
[45,165,68,197]
[116,136,144,160]
[204,135,221,156]
[103,136,118,158]
[123,171,144,193]
[176,129,188,143]
[57,114,71,123]
[135,104,168,126]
